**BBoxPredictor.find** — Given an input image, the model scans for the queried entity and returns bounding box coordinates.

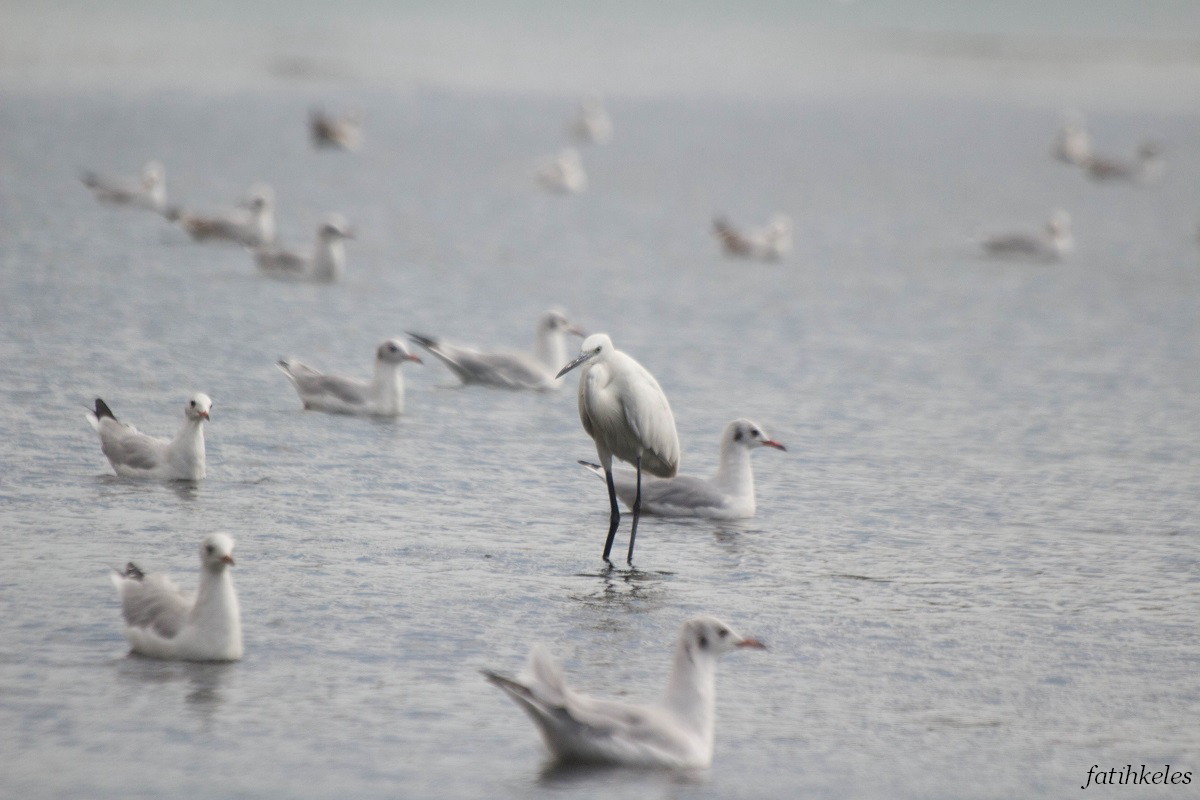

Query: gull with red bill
[110,533,242,662]
[277,339,422,417]
[579,418,786,519]
[85,393,211,481]
[484,616,766,769]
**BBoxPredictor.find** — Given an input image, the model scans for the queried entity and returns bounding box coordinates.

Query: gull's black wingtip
[93,398,116,420]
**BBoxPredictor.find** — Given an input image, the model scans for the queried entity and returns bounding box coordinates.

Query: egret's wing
[97,419,168,471]
[617,359,680,478]
[111,571,193,638]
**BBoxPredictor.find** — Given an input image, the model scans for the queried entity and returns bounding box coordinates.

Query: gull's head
[539,309,585,337]
[377,338,422,366]
[319,214,355,241]
[766,214,793,235]
[556,333,612,379]
[200,532,236,571]
[185,393,213,422]
[1047,209,1071,236]
[142,161,165,188]
[242,183,274,211]
[680,616,766,659]
[725,419,786,452]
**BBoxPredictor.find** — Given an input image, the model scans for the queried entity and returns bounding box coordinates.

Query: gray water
[2,5,1200,800]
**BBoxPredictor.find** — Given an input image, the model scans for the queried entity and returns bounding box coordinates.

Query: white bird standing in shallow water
[80,161,168,214]
[407,309,585,391]
[277,339,422,416]
[557,333,680,564]
[484,616,765,769]
[111,533,242,662]
[254,214,353,282]
[580,419,785,519]
[86,394,211,481]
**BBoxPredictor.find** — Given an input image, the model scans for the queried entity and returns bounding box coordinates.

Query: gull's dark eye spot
[750,429,760,437]
[205,544,214,554]
[190,400,196,407]
[718,628,729,639]
[734,430,743,442]
[387,343,398,352]
[698,634,708,649]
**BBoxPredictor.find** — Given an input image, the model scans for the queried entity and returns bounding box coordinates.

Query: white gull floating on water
[981,209,1073,262]
[407,309,585,391]
[254,214,353,282]
[1082,142,1164,184]
[557,333,680,565]
[86,394,210,481]
[484,616,765,769]
[80,160,168,214]
[567,98,613,146]
[310,108,363,151]
[536,148,587,194]
[110,533,242,662]
[173,183,276,247]
[580,419,785,520]
[713,214,793,261]
[277,339,422,416]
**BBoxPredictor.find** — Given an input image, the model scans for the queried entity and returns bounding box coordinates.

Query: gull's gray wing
[607,468,726,514]
[112,570,194,639]
[278,360,369,405]
[256,247,307,274]
[409,334,550,389]
[97,418,168,471]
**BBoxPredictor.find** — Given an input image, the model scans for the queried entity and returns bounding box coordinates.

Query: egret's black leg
[601,468,621,563]
[626,456,642,565]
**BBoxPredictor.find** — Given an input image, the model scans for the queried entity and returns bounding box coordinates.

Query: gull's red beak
[568,325,587,337]
[736,637,767,650]
[199,410,210,420]
[407,354,423,364]
[762,439,785,451]
[221,555,235,566]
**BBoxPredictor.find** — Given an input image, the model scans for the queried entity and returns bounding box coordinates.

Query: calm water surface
[1,21,1199,800]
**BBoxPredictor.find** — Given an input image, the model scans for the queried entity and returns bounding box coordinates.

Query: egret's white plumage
[86,394,211,481]
[713,214,792,261]
[175,183,276,247]
[277,339,422,416]
[254,214,353,282]
[80,161,168,214]
[484,616,765,769]
[407,310,584,391]
[557,333,680,563]
[581,419,785,519]
[536,148,587,194]
[981,209,1073,262]
[110,533,242,662]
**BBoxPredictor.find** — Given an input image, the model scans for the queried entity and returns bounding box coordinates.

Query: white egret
[483,616,765,768]
[557,333,680,564]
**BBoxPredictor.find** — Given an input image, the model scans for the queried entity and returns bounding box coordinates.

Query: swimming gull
[254,214,353,282]
[86,394,210,481]
[80,161,168,215]
[713,214,792,261]
[173,183,276,247]
[484,616,765,769]
[110,533,242,661]
[981,209,1073,262]
[277,339,422,416]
